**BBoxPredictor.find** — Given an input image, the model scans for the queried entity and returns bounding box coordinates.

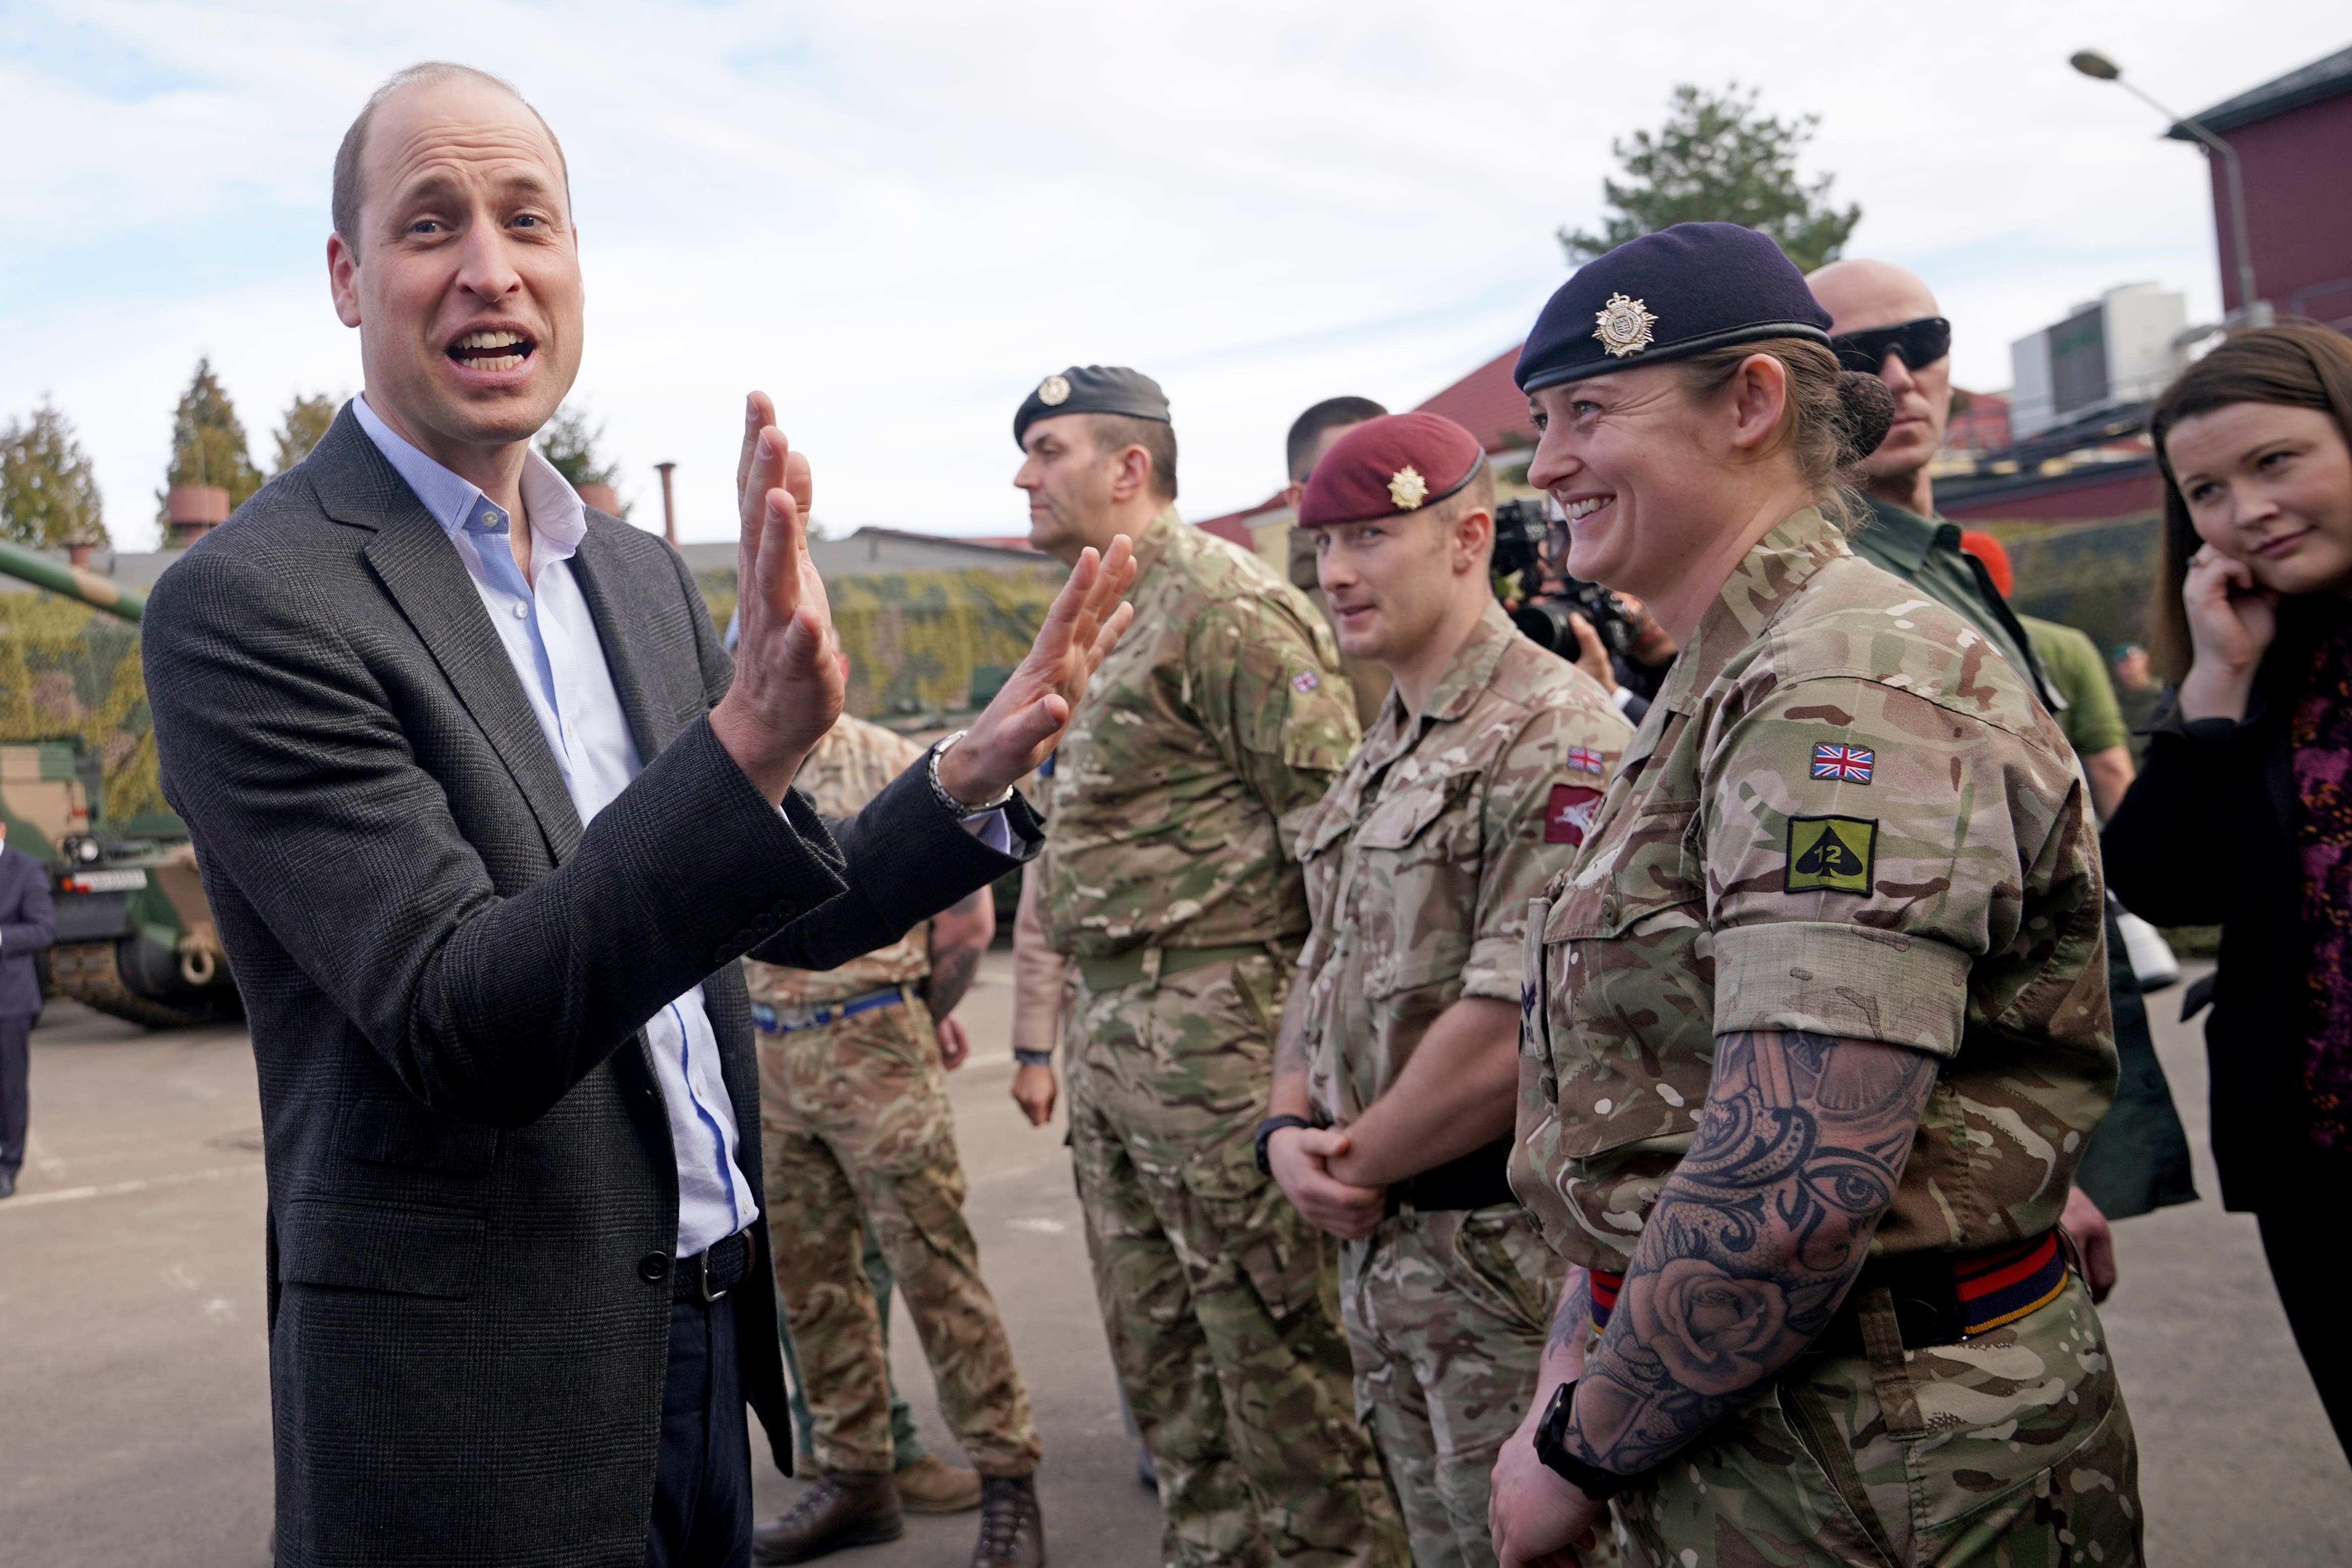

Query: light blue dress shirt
[352,394,755,1258]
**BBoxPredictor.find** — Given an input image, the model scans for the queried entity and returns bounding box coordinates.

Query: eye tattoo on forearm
[1564,1028,1936,1475]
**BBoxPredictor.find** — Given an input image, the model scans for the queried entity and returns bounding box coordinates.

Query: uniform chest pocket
[1538,801,1716,1159]
[1355,771,1478,997]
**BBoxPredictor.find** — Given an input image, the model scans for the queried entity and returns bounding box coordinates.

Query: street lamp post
[2070,49,2272,328]
[654,461,678,547]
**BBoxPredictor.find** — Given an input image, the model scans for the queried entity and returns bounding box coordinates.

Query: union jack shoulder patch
[1565,746,1606,776]
[1810,743,1875,784]
[1292,670,1321,693]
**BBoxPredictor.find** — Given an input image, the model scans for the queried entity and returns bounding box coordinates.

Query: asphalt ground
[1,955,2346,1566]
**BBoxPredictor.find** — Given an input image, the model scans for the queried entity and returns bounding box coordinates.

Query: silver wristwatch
[927,730,1016,819]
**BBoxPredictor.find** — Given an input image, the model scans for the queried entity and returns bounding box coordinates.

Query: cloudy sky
[3,1,2343,549]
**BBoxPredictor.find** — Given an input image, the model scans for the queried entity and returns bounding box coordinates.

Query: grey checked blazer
[142,407,1035,1567]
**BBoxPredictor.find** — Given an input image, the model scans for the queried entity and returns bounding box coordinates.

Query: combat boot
[896,1452,983,1513]
[752,1470,903,1564]
[968,1473,1044,1568]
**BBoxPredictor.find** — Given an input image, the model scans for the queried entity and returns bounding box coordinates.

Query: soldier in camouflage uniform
[1485,225,2140,1567]
[1262,414,1632,1568]
[748,710,1045,1568]
[1003,366,1404,1568]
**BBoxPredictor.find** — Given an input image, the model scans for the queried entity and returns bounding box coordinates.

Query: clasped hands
[709,393,1137,804]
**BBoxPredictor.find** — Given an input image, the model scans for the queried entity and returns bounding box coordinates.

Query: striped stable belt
[1585,1230,2069,1349]
[752,985,907,1035]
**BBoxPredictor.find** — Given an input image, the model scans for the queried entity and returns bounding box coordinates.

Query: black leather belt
[1387,1138,1518,1214]
[674,1232,752,1304]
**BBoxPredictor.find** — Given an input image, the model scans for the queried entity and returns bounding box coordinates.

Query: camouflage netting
[1979,514,2163,658]
[696,565,1068,719]
[0,591,167,823]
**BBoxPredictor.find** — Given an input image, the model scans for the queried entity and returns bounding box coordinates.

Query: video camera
[1490,498,1638,659]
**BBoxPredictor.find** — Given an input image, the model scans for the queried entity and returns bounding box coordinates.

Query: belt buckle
[693,1241,731,1305]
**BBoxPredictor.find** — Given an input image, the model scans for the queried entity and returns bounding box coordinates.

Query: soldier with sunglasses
[1805,260,2057,709]
[1809,259,2200,1259]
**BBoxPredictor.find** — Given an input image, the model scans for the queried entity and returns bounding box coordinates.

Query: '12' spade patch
[1785,816,1877,894]
[1545,784,1604,846]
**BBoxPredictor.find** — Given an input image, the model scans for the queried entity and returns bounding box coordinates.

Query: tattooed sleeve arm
[1268,977,1316,1119]
[922,889,994,1017]
[1561,1028,1937,1476]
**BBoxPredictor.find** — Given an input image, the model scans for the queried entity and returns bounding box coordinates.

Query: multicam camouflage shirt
[1037,509,1362,958]
[1511,507,2116,1270]
[1294,603,1631,1126]
[744,715,930,1008]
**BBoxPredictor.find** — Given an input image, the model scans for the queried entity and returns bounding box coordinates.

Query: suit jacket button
[639,1251,669,1284]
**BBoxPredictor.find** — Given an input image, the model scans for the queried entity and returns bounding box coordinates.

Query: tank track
[46,941,238,1029]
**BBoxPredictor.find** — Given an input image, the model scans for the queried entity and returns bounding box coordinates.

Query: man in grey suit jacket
[141,62,1133,1568]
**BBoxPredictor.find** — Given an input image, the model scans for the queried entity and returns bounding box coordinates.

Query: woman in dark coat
[2104,323,2352,1456]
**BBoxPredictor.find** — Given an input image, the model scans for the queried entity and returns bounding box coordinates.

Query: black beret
[1514,222,1833,394]
[1013,365,1171,447]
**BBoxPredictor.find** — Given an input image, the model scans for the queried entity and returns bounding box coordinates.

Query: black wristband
[1532,1381,1648,1500]
[1253,1115,1314,1177]
[1013,1049,1054,1067]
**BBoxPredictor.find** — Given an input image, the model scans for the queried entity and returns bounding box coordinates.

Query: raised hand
[710,393,843,802]
[2177,542,2279,722]
[935,535,1138,805]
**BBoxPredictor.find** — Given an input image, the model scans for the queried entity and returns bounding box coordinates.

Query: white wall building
[2008,283,2187,440]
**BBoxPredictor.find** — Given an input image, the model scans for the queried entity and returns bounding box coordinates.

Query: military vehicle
[0,539,238,1026]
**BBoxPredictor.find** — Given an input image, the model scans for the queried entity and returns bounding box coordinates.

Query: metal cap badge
[1593,293,1658,358]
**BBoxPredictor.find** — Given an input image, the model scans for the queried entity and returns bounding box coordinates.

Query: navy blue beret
[1514,222,1833,394]
[1014,365,1171,447]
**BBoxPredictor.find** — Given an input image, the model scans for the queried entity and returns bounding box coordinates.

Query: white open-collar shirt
[353,394,755,1257]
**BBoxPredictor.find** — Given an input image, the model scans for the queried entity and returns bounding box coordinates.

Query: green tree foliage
[1559,83,1861,273]
[156,358,263,522]
[272,393,339,475]
[537,404,631,517]
[0,400,108,548]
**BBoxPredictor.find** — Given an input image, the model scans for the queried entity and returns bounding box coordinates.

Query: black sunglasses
[1830,315,1951,375]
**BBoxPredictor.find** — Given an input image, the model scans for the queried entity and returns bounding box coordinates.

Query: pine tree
[272,393,339,475]
[537,405,630,516]
[0,399,108,549]
[1559,83,1861,273]
[157,358,263,524]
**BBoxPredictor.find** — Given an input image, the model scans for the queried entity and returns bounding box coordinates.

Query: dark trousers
[644,1295,754,1568]
[0,1012,28,1176]
[2259,1203,2352,1461]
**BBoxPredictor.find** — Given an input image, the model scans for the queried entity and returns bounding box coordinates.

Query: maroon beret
[1296,413,1486,528]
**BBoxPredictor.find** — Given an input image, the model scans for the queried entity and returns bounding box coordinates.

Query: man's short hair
[1286,396,1389,482]
[1087,414,1178,502]
[1438,464,1499,561]
[332,63,571,244]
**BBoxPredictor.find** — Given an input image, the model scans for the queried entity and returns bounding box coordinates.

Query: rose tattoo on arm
[1564,1028,1937,1475]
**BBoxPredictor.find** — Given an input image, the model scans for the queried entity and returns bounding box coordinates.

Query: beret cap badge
[1387,466,1429,511]
[1037,374,1072,406]
[1593,293,1658,358]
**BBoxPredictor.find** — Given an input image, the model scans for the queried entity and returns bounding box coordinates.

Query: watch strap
[928,731,1016,819]
[1533,1380,1647,1500]
[1253,1115,1315,1177]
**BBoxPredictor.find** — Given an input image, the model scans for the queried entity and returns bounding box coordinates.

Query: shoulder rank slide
[1786,816,1877,894]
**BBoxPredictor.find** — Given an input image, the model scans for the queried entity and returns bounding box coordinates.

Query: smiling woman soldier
[1482,223,2141,1568]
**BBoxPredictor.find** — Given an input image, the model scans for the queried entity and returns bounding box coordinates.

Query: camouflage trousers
[1611,1274,2142,1566]
[1341,1204,1561,1568]
[1065,954,1406,1568]
[758,993,1042,1477]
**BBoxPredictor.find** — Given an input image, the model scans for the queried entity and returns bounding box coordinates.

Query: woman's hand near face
[2176,543,2278,721]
